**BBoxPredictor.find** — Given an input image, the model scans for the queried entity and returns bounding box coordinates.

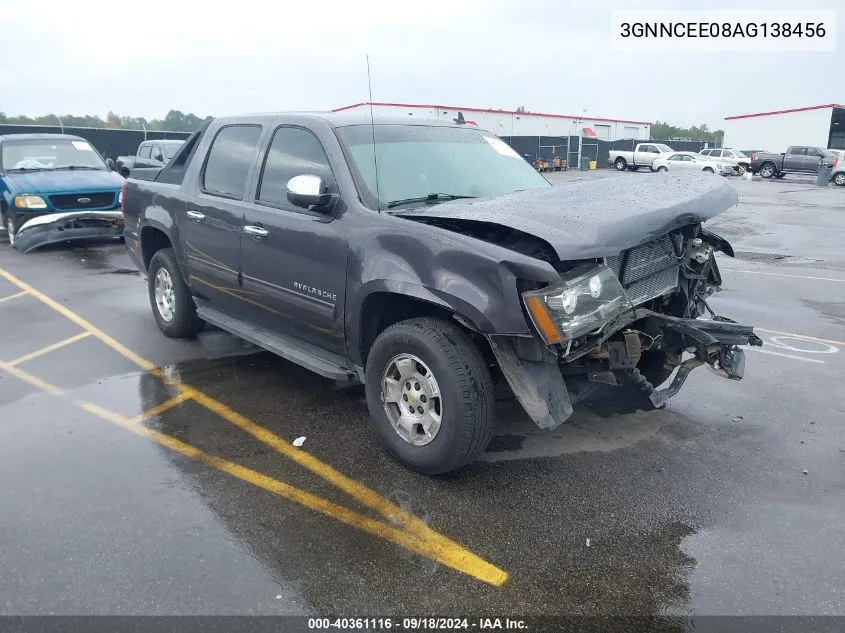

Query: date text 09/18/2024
[307,618,527,630]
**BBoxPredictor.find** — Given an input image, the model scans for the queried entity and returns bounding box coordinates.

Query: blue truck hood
[4,169,124,194]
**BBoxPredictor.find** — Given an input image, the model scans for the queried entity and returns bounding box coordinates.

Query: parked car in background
[121,112,762,474]
[830,150,845,186]
[699,148,752,175]
[0,133,125,253]
[652,151,732,175]
[608,143,675,171]
[751,146,837,179]
[116,139,185,175]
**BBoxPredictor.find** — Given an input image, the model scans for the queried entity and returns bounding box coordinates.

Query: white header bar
[610,10,837,52]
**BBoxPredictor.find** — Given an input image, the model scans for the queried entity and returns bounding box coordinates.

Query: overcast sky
[1,0,840,128]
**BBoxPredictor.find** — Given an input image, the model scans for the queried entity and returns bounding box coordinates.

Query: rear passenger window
[257,127,334,209]
[139,145,151,159]
[202,125,263,199]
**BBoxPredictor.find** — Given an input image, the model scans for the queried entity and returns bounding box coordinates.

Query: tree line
[0,109,211,133]
[650,121,724,145]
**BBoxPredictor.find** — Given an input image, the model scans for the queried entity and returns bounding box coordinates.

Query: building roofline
[724,104,844,121]
[331,102,653,126]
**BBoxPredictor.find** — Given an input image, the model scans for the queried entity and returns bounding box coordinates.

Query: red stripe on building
[724,104,845,121]
[330,102,652,126]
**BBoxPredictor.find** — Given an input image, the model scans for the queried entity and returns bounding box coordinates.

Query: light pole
[55,114,64,134]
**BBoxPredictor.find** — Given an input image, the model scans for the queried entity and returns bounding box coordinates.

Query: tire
[774,173,786,179]
[147,247,204,338]
[834,172,845,186]
[703,167,714,173]
[759,162,776,179]
[630,165,640,171]
[637,350,674,388]
[615,157,627,171]
[364,317,495,475]
[656,166,668,172]
[2,208,18,249]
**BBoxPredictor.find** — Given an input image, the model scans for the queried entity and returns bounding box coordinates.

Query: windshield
[335,124,551,210]
[163,142,184,159]
[1,138,107,171]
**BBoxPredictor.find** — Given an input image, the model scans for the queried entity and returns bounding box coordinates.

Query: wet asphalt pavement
[1,171,844,624]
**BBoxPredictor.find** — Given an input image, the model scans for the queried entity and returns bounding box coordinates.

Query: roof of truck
[0,133,87,142]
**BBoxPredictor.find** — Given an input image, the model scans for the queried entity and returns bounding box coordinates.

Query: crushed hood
[394,171,739,260]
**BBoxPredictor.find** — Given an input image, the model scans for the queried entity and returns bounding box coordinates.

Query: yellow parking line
[0,266,509,586]
[6,331,92,367]
[0,361,508,587]
[755,328,845,348]
[126,391,191,425]
[0,290,28,304]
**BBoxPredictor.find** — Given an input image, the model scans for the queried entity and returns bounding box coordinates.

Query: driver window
[257,126,334,209]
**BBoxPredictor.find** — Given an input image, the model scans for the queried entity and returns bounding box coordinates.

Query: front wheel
[147,247,205,338]
[365,317,495,475]
[703,167,714,173]
[656,166,668,172]
[2,209,18,248]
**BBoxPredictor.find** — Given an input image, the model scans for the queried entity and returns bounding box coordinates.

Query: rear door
[180,123,264,314]
[634,144,656,165]
[784,147,805,170]
[803,148,826,172]
[239,125,349,355]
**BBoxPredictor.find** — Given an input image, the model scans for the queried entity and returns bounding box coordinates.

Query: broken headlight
[522,265,634,345]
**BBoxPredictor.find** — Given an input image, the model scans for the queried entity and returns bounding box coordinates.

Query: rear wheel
[147,248,204,338]
[615,157,628,171]
[759,163,776,178]
[365,317,495,475]
[703,167,714,173]
[834,172,845,186]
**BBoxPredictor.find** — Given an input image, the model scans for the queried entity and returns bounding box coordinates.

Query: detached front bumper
[488,310,763,431]
[12,211,124,254]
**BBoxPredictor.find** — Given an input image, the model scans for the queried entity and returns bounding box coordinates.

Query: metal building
[331,102,651,141]
[723,104,845,151]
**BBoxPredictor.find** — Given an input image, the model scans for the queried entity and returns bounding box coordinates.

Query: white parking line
[730,270,845,283]
[747,348,825,364]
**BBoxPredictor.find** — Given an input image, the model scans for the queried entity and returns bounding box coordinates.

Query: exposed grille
[605,232,682,305]
[49,192,116,210]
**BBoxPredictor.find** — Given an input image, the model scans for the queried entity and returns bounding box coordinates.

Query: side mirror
[106,158,115,170]
[119,165,131,178]
[286,174,334,210]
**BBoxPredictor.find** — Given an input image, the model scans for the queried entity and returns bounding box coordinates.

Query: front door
[180,123,264,313]
[240,125,348,356]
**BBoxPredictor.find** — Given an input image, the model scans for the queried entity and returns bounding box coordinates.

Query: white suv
[699,148,752,175]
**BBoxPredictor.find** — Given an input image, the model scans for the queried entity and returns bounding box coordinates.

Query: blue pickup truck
[0,133,125,253]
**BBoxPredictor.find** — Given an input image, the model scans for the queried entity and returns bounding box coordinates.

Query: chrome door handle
[243,225,269,238]
[187,210,205,222]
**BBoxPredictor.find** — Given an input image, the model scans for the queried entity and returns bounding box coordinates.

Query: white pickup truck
[608,143,675,172]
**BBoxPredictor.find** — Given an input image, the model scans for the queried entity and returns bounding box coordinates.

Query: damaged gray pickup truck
[122,112,762,475]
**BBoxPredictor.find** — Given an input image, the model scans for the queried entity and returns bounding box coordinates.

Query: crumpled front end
[488,223,763,430]
[12,211,124,254]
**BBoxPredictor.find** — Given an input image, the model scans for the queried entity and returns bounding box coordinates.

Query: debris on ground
[802,469,809,475]
[731,416,744,423]
[292,436,306,447]
[586,538,591,547]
